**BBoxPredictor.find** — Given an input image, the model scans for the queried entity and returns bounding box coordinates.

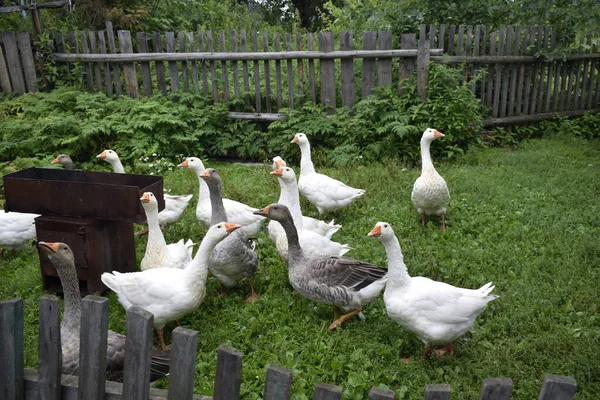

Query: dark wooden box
[35,215,137,295]
[3,167,164,224]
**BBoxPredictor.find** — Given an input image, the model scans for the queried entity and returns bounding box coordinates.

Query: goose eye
[63,246,68,250]
[384,224,388,228]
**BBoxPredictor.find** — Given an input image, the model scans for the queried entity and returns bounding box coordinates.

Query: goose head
[421,128,445,142]
[291,133,308,145]
[140,192,159,211]
[38,241,75,270]
[270,166,296,183]
[199,168,220,184]
[96,149,120,163]
[207,222,242,241]
[178,157,205,174]
[272,156,286,170]
[368,222,395,242]
[253,203,292,223]
[51,154,74,170]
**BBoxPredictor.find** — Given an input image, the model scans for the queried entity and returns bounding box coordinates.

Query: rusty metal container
[3,167,164,223]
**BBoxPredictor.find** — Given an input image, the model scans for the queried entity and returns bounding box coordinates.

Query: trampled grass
[1,134,599,398]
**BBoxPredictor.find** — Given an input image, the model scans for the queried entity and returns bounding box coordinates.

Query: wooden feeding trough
[3,167,164,295]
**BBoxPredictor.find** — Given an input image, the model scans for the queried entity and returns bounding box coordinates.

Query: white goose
[101,222,239,350]
[139,192,194,271]
[178,157,264,237]
[291,133,365,215]
[96,149,193,234]
[368,222,497,357]
[0,211,39,255]
[411,128,450,231]
[269,166,350,260]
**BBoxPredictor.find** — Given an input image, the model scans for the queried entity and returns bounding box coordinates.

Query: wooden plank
[313,382,342,400]
[230,30,239,99]
[515,27,528,115]
[1,32,26,93]
[38,295,62,400]
[198,31,209,96]
[492,27,505,118]
[88,31,102,91]
[188,32,200,93]
[538,375,577,400]
[79,296,108,400]
[361,31,377,97]
[399,33,416,96]
[98,31,113,97]
[0,298,24,400]
[520,27,534,115]
[378,31,392,87]
[118,30,138,98]
[152,32,167,95]
[252,31,262,111]
[66,31,82,88]
[207,31,219,101]
[567,40,581,110]
[483,107,600,126]
[296,33,305,103]
[558,58,569,111]
[285,34,294,109]
[544,28,557,113]
[464,25,472,85]
[263,31,271,111]
[219,31,229,102]
[447,25,456,55]
[106,22,122,95]
[417,25,430,101]
[167,327,199,400]
[179,32,190,93]
[122,307,153,400]
[53,32,71,86]
[137,32,153,96]
[307,33,317,103]
[80,30,94,89]
[369,386,395,399]
[438,24,446,52]
[456,25,465,56]
[264,364,292,400]
[340,31,354,108]
[485,30,495,109]
[531,27,545,114]
[16,31,37,92]
[499,26,513,117]
[319,32,336,112]
[586,43,598,108]
[274,33,283,109]
[213,345,242,400]
[479,378,512,400]
[429,24,437,48]
[0,44,13,92]
[470,25,481,93]
[424,384,450,400]
[165,32,179,93]
[577,37,591,110]
[240,30,251,107]
[507,26,520,116]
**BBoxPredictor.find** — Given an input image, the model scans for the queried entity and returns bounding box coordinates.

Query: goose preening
[178,157,264,237]
[411,128,450,231]
[37,242,170,381]
[101,222,240,350]
[0,211,39,255]
[139,192,194,271]
[96,149,193,234]
[368,222,497,357]
[269,166,350,260]
[254,204,386,330]
[51,154,74,170]
[291,133,365,215]
[200,168,259,302]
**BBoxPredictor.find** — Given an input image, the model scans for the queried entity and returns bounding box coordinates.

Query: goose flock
[2,128,498,375]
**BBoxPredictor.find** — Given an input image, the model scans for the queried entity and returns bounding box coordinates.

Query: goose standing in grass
[291,133,365,215]
[254,204,386,330]
[200,168,259,301]
[269,166,350,260]
[368,222,497,357]
[37,241,170,381]
[178,157,264,237]
[51,154,75,170]
[411,128,450,231]
[101,222,240,350]
[96,149,193,234]
[139,192,194,271]
[0,211,39,255]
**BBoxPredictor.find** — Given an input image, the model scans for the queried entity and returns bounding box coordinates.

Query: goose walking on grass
[201,168,259,301]
[411,128,450,231]
[254,204,386,330]
[51,154,75,170]
[368,222,497,358]
[291,133,365,215]
[37,241,170,381]
[101,222,240,350]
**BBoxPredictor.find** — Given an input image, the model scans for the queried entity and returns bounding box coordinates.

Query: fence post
[313,382,342,400]
[118,30,139,98]
[424,384,450,400]
[264,364,292,400]
[79,295,109,400]
[479,377,512,399]
[213,344,243,400]
[319,32,336,113]
[168,327,199,400]
[399,33,417,96]
[538,375,577,400]
[369,386,395,399]
[1,32,26,94]
[122,307,154,400]
[0,298,24,400]
[38,295,62,400]
[417,24,431,101]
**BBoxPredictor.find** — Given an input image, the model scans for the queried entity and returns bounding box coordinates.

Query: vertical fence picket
[66,31,83,89]
[556,58,567,111]
[0,298,24,400]
[285,33,294,109]
[296,33,305,103]
[79,30,93,89]
[398,33,416,96]
[152,32,167,95]
[98,31,113,96]
[213,345,242,400]
[198,31,209,96]
[538,375,577,400]
[274,33,283,109]
[544,28,557,112]
[417,25,430,101]
[313,382,342,400]
[499,26,512,117]
[38,295,62,400]
[576,37,590,109]
[378,31,392,87]
[230,30,239,100]
[515,27,527,115]
[429,24,437,49]
[361,31,377,97]
[206,31,219,102]
[479,378,512,399]
[118,30,138,98]
[88,31,102,91]
[219,31,229,102]
[0,45,13,92]
[447,25,456,55]
[531,27,545,114]
[507,26,519,116]
[587,43,598,108]
[240,30,251,107]
[189,32,200,94]
[340,31,354,108]
[137,32,153,96]
[264,364,292,400]
[470,25,481,93]
[165,32,179,93]
[252,31,262,111]
[369,387,395,399]
[167,327,199,400]
[307,33,317,103]
[424,384,450,400]
[105,22,122,95]
[17,32,37,92]
[464,25,472,84]
[566,40,580,110]
[262,31,271,111]
[437,24,446,52]
[492,26,505,118]
[457,25,465,56]
[122,307,153,400]
[179,31,190,93]
[79,296,108,400]
[319,32,336,112]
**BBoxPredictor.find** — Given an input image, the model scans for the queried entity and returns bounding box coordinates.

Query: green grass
[1,134,600,399]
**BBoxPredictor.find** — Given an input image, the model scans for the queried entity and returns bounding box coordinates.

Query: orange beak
[434,130,445,138]
[270,168,284,177]
[96,151,107,159]
[368,225,382,237]
[291,136,299,143]
[274,159,285,169]
[224,223,241,233]
[200,170,211,178]
[253,205,270,216]
[38,241,59,255]
[178,159,188,168]
[140,193,151,203]
[51,156,60,164]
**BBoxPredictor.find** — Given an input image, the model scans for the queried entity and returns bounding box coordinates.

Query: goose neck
[298,142,316,175]
[277,212,304,262]
[206,180,228,226]
[420,138,436,175]
[279,179,304,229]
[183,235,215,284]
[381,236,410,287]
[194,169,210,205]
[145,206,167,247]
[111,160,125,173]
[55,261,82,329]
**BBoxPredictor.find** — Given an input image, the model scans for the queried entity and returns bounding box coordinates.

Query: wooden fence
[1,23,599,126]
[0,296,579,399]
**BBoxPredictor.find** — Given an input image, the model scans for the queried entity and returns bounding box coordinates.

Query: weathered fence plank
[274,33,283,109]
[206,31,219,102]
[340,31,354,108]
[479,378,513,400]
[262,31,271,112]
[307,33,317,103]
[98,31,113,96]
[118,30,138,98]
[137,32,153,96]
[0,40,13,93]
[378,30,392,87]
[230,30,239,100]
[538,375,577,400]
[0,298,24,400]
[417,25,430,101]
[240,29,251,107]
[507,26,519,117]
[544,28,557,113]
[122,307,153,400]
[88,31,102,91]
[17,31,37,92]
[492,26,505,118]
[252,31,262,112]
[361,31,377,97]
[285,33,294,109]
[79,295,109,400]
[264,364,292,400]
[180,32,190,93]
[313,382,342,400]
[188,32,200,94]
[399,33,416,96]
[105,22,122,95]
[38,295,62,400]
[79,30,94,89]
[424,384,450,400]
[213,344,242,400]
[296,33,305,103]
[198,31,209,96]
[165,32,179,93]
[369,386,395,399]
[2,32,26,93]
[168,327,198,400]
[319,32,336,111]
[219,31,229,102]
[152,32,167,95]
